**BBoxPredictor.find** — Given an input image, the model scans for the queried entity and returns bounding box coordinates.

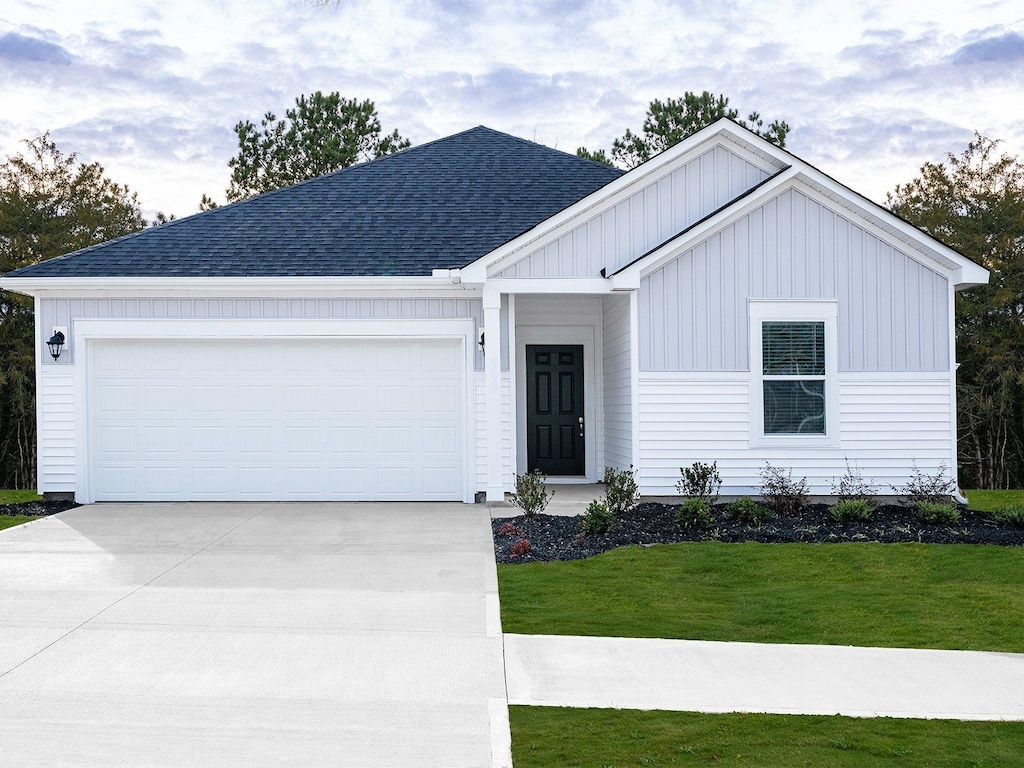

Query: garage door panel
[89,338,466,501]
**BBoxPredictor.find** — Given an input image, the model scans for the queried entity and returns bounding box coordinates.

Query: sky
[1,0,1023,220]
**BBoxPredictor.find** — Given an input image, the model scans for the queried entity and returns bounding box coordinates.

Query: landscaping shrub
[915,501,961,525]
[603,465,639,516]
[510,470,550,518]
[580,500,613,536]
[676,497,714,530]
[727,496,770,525]
[497,522,523,537]
[989,504,1024,528]
[831,460,878,507]
[510,538,532,557]
[893,462,956,507]
[830,498,874,523]
[676,461,722,506]
[759,462,810,515]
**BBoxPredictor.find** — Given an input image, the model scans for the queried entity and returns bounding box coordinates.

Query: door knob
[578,416,584,437]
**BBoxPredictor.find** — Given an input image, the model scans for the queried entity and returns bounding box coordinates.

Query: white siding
[602,294,632,469]
[37,370,75,493]
[492,145,772,278]
[475,372,513,493]
[638,187,951,372]
[637,373,953,496]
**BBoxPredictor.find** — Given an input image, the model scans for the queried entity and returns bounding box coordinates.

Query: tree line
[1,92,1021,488]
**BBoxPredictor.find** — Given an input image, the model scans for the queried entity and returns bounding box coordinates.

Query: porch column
[483,287,504,502]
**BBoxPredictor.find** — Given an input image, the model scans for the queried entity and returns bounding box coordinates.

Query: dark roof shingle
[6,126,623,278]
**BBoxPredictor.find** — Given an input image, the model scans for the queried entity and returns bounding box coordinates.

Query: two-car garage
[83,329,471,502]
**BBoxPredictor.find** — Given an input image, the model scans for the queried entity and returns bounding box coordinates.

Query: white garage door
[88,338,467,501]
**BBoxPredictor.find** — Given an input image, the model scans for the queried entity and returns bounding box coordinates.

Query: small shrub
[497,522,522,537]
[676,461,722,506]
[603,465,639,516]
[510,470,550,518]
[989,504,1024,529]
[830,498,873,523]
[580,500,614,536]
[727,496,770,525]
[915,501,960,525]
[893,462,956,507]
[509,538,532,557]
[759,462,810,516]
[831,460,878,507]
[676,497,714,530]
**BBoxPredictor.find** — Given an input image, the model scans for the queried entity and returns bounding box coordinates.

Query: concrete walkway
[0,503,510,767]
[504,633,1024,720]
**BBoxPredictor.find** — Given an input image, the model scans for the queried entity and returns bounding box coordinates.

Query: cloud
[0,30,73,65]
[953,31,1024,64]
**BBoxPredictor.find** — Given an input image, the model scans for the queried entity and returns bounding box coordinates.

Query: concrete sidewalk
[504,633,1024,720]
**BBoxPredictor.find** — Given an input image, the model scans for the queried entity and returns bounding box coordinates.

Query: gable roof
[4,126,623,279]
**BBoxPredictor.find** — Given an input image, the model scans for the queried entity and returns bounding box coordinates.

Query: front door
[526,345,585,476]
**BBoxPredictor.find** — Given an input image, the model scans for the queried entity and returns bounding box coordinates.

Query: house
[0,119,989,504]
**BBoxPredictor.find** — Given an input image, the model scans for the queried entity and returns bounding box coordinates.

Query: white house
[0,119,988,504]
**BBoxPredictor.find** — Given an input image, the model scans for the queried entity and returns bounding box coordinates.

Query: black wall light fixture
[478,331,485,353]
[47,330,65,361]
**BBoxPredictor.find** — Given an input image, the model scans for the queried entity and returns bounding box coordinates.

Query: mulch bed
[0,499,79,518]
[493,502,1024,564]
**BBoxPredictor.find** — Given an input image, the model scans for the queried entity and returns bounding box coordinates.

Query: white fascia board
[611,166,801,287]
[460,124,785,283]
[0,274,466,298]
[485,277,613,294]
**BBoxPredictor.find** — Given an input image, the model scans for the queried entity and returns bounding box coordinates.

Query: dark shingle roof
[5,126,623,278]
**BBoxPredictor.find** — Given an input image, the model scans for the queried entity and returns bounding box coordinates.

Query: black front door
[526,345,585,476]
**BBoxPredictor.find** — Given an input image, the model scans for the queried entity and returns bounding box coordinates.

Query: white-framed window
[749,300,839,447]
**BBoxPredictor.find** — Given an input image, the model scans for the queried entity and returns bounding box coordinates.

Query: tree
[888,134,1024,489]
[0,134,145,487]
[577,91,790,169]
[225,91,410,201]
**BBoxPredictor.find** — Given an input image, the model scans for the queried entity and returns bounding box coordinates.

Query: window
[761,322,826,434]
[749,300,838,446]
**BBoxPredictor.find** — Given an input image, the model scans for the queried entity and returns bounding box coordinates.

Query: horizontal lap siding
[603,294,632,469]
[38,370,75,492]
[638,375,952,496]
[475,372,512,492]
[492,145,771,278]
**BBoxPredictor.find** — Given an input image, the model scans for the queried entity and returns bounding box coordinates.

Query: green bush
[510,470,550,518]
[759,462,810,516]
[830,498,873,523]
[603,465,639,516]
[676,497,714,530]
[727,496,770,525]
[580,500,614,536]
[676,461,722,506]
[988,504,1024,528]
[915,501,961,524]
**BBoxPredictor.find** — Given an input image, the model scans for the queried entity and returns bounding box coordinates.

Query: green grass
[498,542,1024,652]
[963,489,1024,512]
[0,515,36,532]
[0,489,42,505]
[510,707,1024,767]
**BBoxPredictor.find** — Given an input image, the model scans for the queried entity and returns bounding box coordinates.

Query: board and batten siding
[602,294,633,469]
[638,187,951,372]
[475,372,513,493]
[637,374,953,495]
[492,145,773,279]
[37,369,76,492]
[39,295,509,372]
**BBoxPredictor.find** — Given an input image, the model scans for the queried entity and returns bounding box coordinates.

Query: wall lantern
[47,330,66,361]
[478,331,485,353]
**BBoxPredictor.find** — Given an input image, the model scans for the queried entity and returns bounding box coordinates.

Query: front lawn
[498,541,1024,652]
[0,514,36,532]
[0,489,42,505]
[510,707,1024,768]
[964,489,1024,512]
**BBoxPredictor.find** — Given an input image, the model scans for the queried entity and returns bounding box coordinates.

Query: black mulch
[493,502,1024,564]
[0,499,79,518]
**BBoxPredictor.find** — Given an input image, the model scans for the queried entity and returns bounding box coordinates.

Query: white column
[484,287,504,502]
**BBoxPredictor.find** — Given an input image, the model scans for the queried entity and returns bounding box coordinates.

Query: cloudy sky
[2,0,1023,219]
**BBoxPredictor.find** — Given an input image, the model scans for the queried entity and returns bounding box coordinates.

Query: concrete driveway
[0,502,509,767]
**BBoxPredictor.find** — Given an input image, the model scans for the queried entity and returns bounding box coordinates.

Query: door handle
[578,416,584,437]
